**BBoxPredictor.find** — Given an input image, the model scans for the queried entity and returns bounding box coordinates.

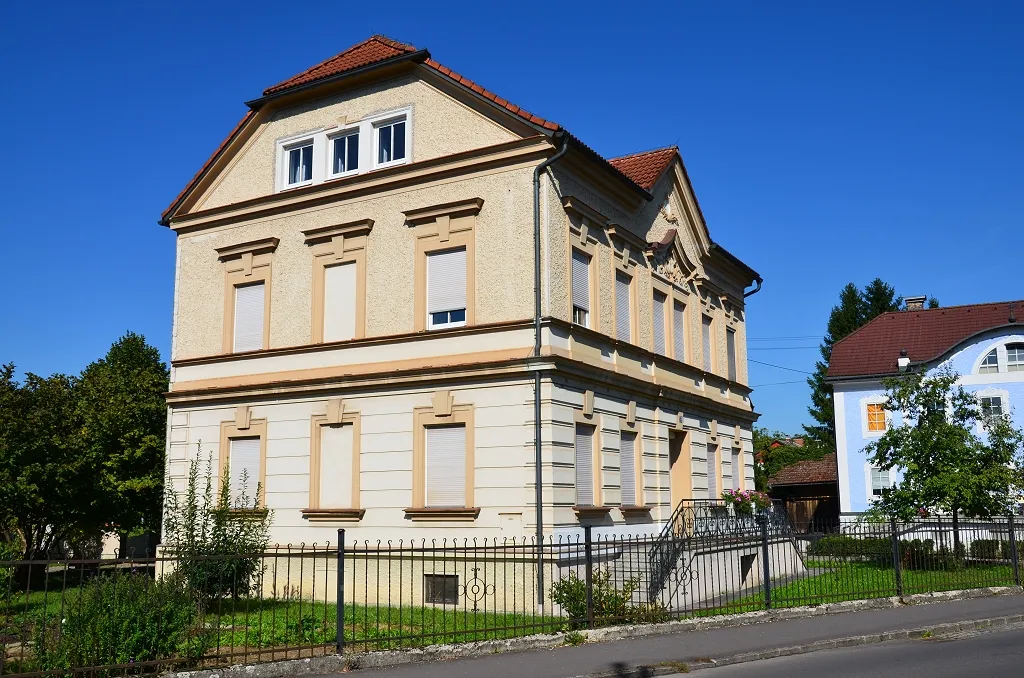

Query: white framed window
[1007,344,1024,372]
[865,402,887,434]
[980,348,999,374]
[233,282,266,353]
[329,130,360,177]
[375,116,408,167]
[615,271,632,342]
[426,247,467,330]
[980,395,1004,418]
[574,423,595,506]
[869,466,890,499]
[571,248,591,327]
[425,425,467,508]
[284,139,314,187]
[652,291,667,355]
[619,431,637,507]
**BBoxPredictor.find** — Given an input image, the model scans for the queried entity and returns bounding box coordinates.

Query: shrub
[0,539,21,598]
[806,535,891,560]
[968,539,1006,560]
[162,447,273,601]
[35,571,209,673]
[550,569,649,629]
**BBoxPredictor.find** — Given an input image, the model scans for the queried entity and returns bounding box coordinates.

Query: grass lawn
[1,577,560,656]
[689,559,1017,617]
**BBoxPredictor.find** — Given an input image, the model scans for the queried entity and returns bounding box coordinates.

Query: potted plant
[721,489,772,515]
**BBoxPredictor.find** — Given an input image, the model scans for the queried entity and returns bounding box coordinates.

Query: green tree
[805,279,904,448]
[0,365,88,560]
[753,426,828,491]
[76,332,169,540]
[866,367,1024,552]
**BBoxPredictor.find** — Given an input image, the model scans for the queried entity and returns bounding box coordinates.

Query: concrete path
[339,595,1024,678]
[693,624,1024,677]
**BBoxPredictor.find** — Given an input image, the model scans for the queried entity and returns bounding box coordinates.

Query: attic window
[1007,344,1024,372]
[286,140,313,186]
[375,117,407,166]
[980,349,999,374]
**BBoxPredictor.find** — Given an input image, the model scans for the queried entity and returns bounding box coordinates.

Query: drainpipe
[532,133,569,608]
[743,278,763,298]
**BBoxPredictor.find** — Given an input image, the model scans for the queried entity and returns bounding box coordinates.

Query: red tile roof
[828,300,1024,379]
[769,453,838,487]
[161,36,680,223]
[607,146,678,191]
[264,35,418,95]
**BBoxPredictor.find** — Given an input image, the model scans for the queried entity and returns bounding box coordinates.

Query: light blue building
[827,297,1024,514]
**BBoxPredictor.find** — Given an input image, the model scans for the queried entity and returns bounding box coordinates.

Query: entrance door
[668,430,692,509]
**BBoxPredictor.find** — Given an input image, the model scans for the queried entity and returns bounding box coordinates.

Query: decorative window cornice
[403,198,484,226]
[215,237,280,262]
[302,219,374,246]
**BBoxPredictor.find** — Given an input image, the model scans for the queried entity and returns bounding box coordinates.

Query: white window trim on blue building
[859,394,890,439]
[974,387,1010,434]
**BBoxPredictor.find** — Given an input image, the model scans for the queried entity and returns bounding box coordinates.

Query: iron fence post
[889,516,903,597]
[1009,514,1021,587]
[584,524,594,628]
[759,513,771,610]
[336,528,346,655]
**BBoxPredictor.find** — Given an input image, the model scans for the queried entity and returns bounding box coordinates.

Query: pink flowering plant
[720,488,772,514]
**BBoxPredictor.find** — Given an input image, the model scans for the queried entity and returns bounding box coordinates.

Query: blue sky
[0,1,1020,435]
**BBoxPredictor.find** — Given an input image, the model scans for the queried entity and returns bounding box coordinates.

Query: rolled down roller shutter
[673,301,686,361]
[319,424,354,508]
[653,292,666,355]
[620,432,637,506]
[233,283,265,352]
[726,328,737,381]
[426,425,466,507]
[427,248,467,315]
[702,315,713,372]
[615,272,631,342]
[229,437,261,506]
[575,424,595,506]
[706,443,718,498]
[323,262,357,342]
[571,249,590,314]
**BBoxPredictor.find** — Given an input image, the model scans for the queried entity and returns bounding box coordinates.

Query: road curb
[616,614,1024,676]
[165,586,1022,678]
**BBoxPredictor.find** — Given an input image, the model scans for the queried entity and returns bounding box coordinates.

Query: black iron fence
[1,506,1021,676]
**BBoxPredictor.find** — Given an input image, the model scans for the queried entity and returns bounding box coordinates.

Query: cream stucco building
[160,36,762,547]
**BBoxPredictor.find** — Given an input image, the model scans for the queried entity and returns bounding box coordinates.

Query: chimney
[905,295,927,311]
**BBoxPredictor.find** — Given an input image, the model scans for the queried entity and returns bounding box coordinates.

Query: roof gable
[264,35,417,96]
[828,300,1024,379]
[608,146,678,191]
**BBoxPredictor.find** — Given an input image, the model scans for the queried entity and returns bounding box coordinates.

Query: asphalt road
[689,626,1024,677]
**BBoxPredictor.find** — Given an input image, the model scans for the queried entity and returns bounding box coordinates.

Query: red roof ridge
[608,145,679,161]
[263,35,418,96]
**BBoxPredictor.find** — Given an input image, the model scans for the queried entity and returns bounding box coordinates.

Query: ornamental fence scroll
[0,507,1021,677]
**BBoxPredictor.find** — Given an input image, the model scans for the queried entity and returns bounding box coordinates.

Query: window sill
[404,507,480,522]
[301,508,365,522]
[573,505,612,518]
[224,508,269,521]
[619,505,652,516]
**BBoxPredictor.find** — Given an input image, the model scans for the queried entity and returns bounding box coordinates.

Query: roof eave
[565,134,653,201]
[244,49,431,109]
[709,241,761,283]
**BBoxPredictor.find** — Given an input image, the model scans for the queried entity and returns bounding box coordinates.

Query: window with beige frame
[701,313,715,373]
[302,220,373,344]
[302,398,363,521]
[217,406,268,510]
[618,403,648,514]
[608,225,645,346]
[216,238,278,354]
[572,402,611,519]
[672,295,688,364]
[403,199,482,332]
[406,390,478,521]
[562,196,606,329]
